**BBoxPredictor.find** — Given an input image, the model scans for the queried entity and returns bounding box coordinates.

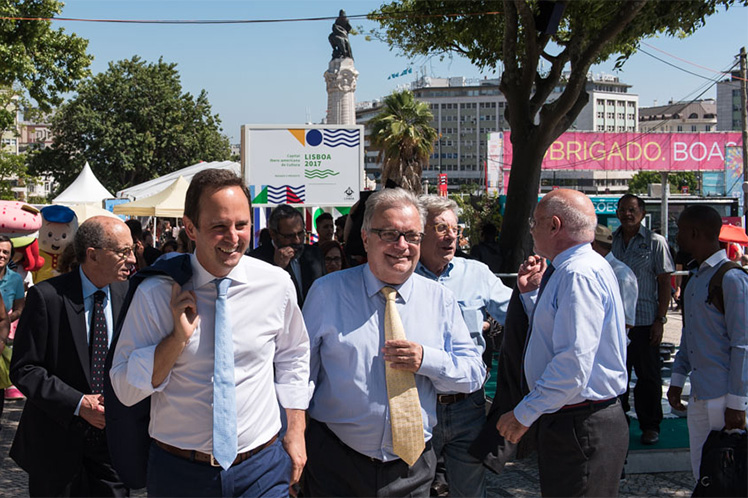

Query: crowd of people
[0,168,745,498]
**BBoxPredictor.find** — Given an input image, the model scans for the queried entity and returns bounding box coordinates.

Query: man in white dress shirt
[110,169,310,497]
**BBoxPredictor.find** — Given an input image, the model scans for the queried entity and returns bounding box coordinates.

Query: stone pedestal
[324,58,359,125]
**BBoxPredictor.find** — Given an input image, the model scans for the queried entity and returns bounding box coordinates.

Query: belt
[437,387,484,405]
[558,397,617,413]
[155,435,278,467]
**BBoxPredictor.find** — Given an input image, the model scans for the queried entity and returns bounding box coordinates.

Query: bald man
[10,216,135,496]
[497,189,629,497]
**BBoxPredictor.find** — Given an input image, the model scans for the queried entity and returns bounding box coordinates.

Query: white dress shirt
[604,252,638,328]
[516,243,628,427]
[110,254,310,454]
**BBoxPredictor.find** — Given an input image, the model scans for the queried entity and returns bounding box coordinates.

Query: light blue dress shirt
[303,264,485,462]
[75,266,113,416]
[415,257,511,355]
[79,266,113,346]
[515,243,628,427]
[671,250,748,410]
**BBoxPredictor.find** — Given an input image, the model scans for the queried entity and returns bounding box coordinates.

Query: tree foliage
[628,171,698,194]
[29,56,230,194]
[450,189,503,247]
[370,0,744,273]
[0,0,92,135]
[369,89,438,194]
[0,151,38,200]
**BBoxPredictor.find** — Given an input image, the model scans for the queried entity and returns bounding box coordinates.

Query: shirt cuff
[275,382,311,410]
[519,289,537,315]
[416,344,444,379]
[726,394,748,411]
[513,399,540,428]
[74,396,83,417]
[127,344,170,393]
[670,373,687,389]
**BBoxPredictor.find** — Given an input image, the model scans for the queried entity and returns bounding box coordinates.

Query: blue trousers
[147,439,291,497]
[432,389,487,497]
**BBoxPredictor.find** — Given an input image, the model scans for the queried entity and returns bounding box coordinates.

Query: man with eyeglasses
[302,188,485,497]
[248,204,324,306]
[415,195,511,498]
[10,216,135,496]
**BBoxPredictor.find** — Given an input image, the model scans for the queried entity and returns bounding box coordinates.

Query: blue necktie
[213,278,237,469]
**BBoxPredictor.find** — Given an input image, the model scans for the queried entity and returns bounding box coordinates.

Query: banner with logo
[242,125,363,206]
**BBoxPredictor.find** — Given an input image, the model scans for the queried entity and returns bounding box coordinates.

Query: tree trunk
[498,132,547,285]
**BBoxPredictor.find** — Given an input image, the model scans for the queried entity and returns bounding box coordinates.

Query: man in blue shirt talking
[302,188,485,497]
[415,195,511,497]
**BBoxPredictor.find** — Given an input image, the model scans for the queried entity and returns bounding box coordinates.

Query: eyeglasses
[528,215,549,231]
[427,223,461,236]
[96,245,136,260]
[324,256,342,263]
[370,228,424,245]
[277,229,306,241]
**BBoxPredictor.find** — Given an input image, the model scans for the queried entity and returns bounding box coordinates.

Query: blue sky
[55,1,748,143]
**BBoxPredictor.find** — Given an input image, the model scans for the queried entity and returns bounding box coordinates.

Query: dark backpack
[103,254,193,489]
[683,261,748,326]
[693,429,748,497]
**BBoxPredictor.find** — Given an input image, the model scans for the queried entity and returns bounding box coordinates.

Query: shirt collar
[363,263,414,303]
[190,253,250,289]
[699,249,728,271]
[552,242,593,268]
[78,266,110,301]
[415,258,455,279]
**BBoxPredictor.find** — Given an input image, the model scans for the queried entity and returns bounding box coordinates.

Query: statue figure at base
[329,10,353,60]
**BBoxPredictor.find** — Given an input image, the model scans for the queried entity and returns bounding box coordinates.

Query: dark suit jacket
[248,243,324,306]
[9,270,127,480]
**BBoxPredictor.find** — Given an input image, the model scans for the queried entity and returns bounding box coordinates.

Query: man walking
[416,195,511,497]
[302,188,485,497]
[667,205,747,479]
[10,216,135,496]
[497,189,629,497]
[612,193,674,445]
[110,169,310,497]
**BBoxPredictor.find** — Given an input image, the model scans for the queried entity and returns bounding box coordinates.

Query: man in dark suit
[10,216,135,497]
[248,204,324,306]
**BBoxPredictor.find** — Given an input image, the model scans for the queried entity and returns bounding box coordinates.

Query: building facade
[356,73,639,192]
[639,99,717,133]
[716,71,744,131]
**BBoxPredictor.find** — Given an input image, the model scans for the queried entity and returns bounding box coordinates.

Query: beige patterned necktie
[381,286,425,466]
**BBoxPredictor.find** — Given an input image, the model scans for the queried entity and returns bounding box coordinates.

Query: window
[691,125,697,132]
[677,125,683,132]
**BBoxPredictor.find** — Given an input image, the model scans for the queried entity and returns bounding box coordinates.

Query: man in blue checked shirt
[667,205,747,480]
[415,195,511,498]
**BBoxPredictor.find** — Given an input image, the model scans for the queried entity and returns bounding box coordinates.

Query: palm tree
[369,90,437,194]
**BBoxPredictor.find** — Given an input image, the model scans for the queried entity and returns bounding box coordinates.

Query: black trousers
[537,400,628,497]
[304,418,435,497]
[621,325,663,432]
[28,427,129,498]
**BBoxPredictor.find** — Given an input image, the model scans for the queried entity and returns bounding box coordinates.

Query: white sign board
[241,124,363,206]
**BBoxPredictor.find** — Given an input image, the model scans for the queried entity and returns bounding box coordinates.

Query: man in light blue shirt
[667,205,748,479]
[497,189,628,497]
[303,188,485,497]
[415,195,511,498]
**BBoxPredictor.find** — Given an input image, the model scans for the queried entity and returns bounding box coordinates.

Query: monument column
[325,58,359,125]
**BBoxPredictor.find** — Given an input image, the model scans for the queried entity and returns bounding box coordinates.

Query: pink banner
[502,131,741,172]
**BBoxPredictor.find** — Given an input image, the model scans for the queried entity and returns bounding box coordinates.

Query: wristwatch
[656,315,668,324]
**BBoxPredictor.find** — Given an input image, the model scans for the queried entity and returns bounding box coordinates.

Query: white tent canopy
[53,162,113,206]
[112,176,190,218]
[116,160,239,200]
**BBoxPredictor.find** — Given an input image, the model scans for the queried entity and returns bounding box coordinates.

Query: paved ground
[0,308,695,497]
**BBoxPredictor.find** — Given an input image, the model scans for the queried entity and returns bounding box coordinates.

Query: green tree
[370,0,744,273]
[451,190,503,248]
[369,89,438,194]
[1,0,92,135]
[628,171,698,194]
[0,151,38,200]
[29,56,230,194]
